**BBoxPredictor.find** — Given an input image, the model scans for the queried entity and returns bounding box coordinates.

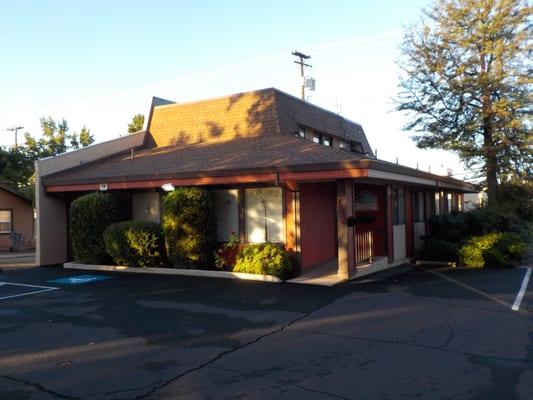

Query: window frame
[0,209,13,234]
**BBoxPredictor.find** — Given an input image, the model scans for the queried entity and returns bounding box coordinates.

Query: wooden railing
[355,231,374,264]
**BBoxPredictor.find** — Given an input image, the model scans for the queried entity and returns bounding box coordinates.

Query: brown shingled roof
[43,135,364,185]
[146,88,374,156]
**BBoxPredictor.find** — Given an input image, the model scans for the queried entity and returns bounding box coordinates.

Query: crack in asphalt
[439,309,455,349]
[0,374,80,400]
[293,328,533,364]
[127,297,340,400]
[215,365,355,400]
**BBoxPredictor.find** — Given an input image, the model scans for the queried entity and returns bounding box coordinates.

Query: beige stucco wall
[132,192,160,223]
[36,132,146,266]
[393,224,406,262]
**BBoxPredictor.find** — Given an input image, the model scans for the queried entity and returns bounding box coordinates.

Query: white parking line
[0,281,59,301]
[512,268,532,312]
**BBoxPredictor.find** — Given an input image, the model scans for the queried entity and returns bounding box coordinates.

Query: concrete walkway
[0,251,36,269]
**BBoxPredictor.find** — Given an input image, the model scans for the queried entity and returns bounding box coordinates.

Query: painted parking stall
[0,281,58,301]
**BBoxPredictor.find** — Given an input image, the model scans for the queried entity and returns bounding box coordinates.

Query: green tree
[0,147,34,190]
[128,114,145,133]
[79,125,94,147]
[395,0,532,206]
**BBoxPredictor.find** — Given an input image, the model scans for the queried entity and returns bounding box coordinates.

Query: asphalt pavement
[0,263,532,400]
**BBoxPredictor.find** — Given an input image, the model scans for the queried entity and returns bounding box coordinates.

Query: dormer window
[350,141,364,154]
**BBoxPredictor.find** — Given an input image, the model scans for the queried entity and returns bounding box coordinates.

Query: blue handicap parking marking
[48,274,113,285]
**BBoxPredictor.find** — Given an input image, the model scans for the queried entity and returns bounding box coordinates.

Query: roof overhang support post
[337,179,355,280]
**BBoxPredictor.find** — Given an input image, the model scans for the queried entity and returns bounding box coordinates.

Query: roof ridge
[149,87,277,111]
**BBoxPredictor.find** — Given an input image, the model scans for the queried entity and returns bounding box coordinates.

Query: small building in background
[0,183,34,252]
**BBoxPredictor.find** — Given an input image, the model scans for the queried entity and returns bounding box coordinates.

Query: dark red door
[299,182,337,270]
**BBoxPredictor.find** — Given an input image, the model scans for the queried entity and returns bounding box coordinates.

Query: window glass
[0,210,12,233]
[245,188,284,243]
[351,141,364,153]
[447,193,452,213]
[312,134,321,144]
[212,190,239,242]
[393,189,405,225]
[413,192,425,222]
[297,128,305,138]
[323,136,332,147]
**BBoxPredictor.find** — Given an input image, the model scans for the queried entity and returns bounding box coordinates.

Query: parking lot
[0,264,532,400]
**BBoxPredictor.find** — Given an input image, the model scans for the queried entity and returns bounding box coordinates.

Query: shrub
[104,221,167,268]
[162,187,217,268]
[428,207,532,244]
[233,243,293,280]
[214,233,241,270]
[420,239,459,262]
[70,192,119,264]
[459,232,527,268]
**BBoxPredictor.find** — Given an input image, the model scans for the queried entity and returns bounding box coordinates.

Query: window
[350,141,364,154]
[322,136,332,147]
[434,192,440,216]
[447,193,452,213]
[245,188,284,243]
[392,189,405,225]
[296,127,305,138]
[355,190,378,211]
[413,192,425,222]
[312,134,322,144]
[212,190,239,242]
[0,210,12,233]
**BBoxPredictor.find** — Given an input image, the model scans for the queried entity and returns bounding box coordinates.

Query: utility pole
[292,50,312,100]
[6,126,24,149]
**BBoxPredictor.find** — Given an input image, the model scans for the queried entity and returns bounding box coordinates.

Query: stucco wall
[393,224,406,262]
[36,133,146,266]
[132,192,160,223]
[0,190,33,251]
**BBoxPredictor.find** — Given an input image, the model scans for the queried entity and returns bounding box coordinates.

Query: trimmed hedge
[162,187,217,268]
[420,239,459,262]
[233,243,293,280]
[458,232,527,268]
[70,192,119,264]
[103,221,167,268]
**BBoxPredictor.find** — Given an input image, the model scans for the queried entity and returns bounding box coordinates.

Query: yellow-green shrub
[162,188,217,268]
[70,192,119,264]
[103,221,167,268]
[233,243,293,280]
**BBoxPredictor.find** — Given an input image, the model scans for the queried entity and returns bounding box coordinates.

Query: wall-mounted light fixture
[161,183,175,192]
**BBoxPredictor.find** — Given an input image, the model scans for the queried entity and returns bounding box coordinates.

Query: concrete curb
[63,262,282,283]
[415,260,457,267]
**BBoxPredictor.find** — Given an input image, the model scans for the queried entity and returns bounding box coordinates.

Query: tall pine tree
[396,0,532,206]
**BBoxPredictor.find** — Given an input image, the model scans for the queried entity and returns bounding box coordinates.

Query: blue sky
[0,0,466,176]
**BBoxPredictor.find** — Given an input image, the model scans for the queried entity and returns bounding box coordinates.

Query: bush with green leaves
[233,243,293,280]
[69,192,119,264]
[103,221,167,268]
[459,232,527,268]
[162,187,217,268]
[420,239,459,262]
